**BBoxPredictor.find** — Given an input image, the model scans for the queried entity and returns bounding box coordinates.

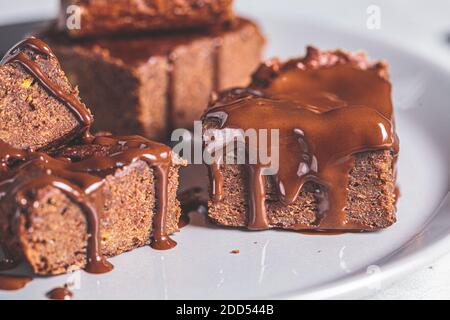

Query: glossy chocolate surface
[0,275,32,291]
[1,37,94,144]
[46,285,73,300]
[203,47,399,230]
[0,38,178,279]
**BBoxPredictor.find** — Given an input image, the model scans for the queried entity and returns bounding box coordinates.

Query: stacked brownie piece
[58,0,235,38]
[0,38,185,276]
[44,0,265,140]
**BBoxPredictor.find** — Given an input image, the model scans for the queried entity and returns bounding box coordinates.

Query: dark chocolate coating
[0,38,178,278]
[203,47,399,231]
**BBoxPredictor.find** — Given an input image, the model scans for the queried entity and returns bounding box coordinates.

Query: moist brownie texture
[45,18,265,140]
[0,38,93,151]
[207,151,396,230]
[0,137,186,276]
[203,47,399,231]
[0,38,186,276]
[59,0,234,38]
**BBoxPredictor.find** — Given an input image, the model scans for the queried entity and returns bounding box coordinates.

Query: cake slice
[0,135,186,276]
[58,0,234,38]
[0,38,186,276]
[45,18,265,139]
[203,47,399,231]
[0,37,93,151]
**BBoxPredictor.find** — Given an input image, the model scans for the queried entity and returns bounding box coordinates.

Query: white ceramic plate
[1,3,450,300]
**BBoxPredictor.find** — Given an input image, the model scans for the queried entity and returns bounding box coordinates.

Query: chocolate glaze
[0,135,176,272]
[0,37,94,144]
[0,275,32,291]
[46,285,73,300]
[0,38,178,277]
[203,47,399,230]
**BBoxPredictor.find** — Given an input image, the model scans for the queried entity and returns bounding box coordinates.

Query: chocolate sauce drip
[0,135,177,272]
[0,38,179,276]
[0,37,94,143]
[87,135,176,250]
[1,152,113,274]
[151,164,176,250]
[203,48,399,230]
[208,163,224,203]
[0,275,32,291]
[46,285,73,300]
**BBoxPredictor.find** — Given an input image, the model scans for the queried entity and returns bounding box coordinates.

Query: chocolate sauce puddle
[203,48,399,231]
[0,275,32,291]
[0,251,33,291]
[46,285,73,300]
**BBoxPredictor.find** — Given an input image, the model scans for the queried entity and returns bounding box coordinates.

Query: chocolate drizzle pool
[203,47,399,230]
[0,38,177,278]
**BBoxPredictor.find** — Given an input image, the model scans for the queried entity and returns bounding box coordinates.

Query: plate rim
[258,18,450,299]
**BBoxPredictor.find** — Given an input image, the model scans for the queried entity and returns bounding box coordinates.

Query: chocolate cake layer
[59,0,234,38]
[46,18,265,140]
[0,136,186,276]
[203,47,399,231]
[0,37,93,151]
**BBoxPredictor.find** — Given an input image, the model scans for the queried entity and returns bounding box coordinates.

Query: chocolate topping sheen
[0,275,32,291]
[0,38,179,277]
[46,286,74,300]
[1,37,94,145]
[203,47,399,230]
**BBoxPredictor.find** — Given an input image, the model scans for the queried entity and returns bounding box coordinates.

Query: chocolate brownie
[0,136,186,275]
[203,47,399,231]
[45,18,265,140]
[0,37,93,151]
[58,0,234,38]
[0,38,186,276]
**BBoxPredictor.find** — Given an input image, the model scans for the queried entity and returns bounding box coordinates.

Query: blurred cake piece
[59,0,234,38]
[46,18,265,139]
